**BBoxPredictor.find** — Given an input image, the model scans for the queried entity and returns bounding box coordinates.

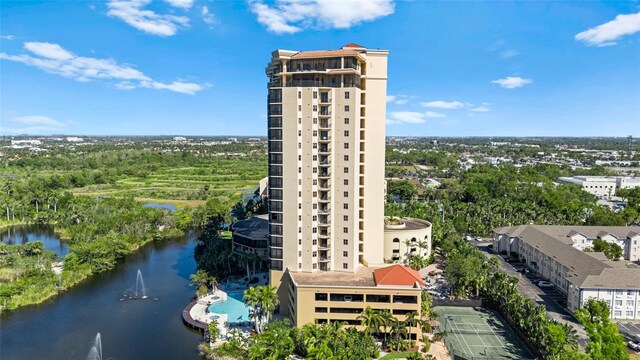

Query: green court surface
[434,306,535,360]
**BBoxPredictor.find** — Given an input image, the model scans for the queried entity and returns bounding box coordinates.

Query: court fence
[443,337,537,360]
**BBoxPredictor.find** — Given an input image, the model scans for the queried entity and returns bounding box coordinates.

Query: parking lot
[473,241,590,347]
[618,322,640,340]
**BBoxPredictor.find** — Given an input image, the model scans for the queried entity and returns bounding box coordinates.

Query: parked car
[627,340,640,351]
[475,236,482,241]
[537,281,553,288]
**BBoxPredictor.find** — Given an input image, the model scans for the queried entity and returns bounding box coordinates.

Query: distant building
[66,137,84,142]
[11,139,42,148]
[493,225,640,320]
[173,136,187,142]
[557,176,640,197]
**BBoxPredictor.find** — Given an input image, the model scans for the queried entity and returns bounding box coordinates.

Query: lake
[0,227,203,360]
[0,225,68,258]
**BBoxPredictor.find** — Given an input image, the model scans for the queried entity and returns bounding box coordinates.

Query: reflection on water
[143,202,177,213]
[0,225,68,258]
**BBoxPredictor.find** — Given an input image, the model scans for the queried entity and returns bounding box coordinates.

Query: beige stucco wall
[383,218,432,263]
[290,282,422,338]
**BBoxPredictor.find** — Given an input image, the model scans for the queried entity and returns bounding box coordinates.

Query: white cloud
[107,0,190,36]
[24,42,74,60]
[424,111,445,118]
[471,104,491,112]
[389,111,426,124]
[499,49,519,58]
[1,115,75,135]
[491,76,532,89]
[0,41,207,94]
[11,115,69,127]
[1,34,16,40]
[420,100,466,109]
[387,94,410,105]
[202,6,215,26]
[575,12,640,47]
[249,0,395,34]
[164,0,193,9]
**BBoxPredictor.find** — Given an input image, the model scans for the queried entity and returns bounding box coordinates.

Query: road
[473,240,590,348]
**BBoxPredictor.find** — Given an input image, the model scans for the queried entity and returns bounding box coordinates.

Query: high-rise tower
[266,44,389,286]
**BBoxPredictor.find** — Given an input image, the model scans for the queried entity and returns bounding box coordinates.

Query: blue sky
[1,0,639,137]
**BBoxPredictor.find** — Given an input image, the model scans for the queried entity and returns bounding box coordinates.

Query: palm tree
[244,285,279,333]
[243,287,260,332]
[257,285,279,326]
[390,317,408,351]
[379,309,393,345]
[404,311,419,343]
[561,323,579,350]
[357,306,383,336]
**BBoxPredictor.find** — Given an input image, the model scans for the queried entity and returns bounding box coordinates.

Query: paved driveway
[617,322,640,341]
[472,241,590,348]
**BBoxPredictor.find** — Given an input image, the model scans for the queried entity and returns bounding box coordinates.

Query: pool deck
[182,290,229,333]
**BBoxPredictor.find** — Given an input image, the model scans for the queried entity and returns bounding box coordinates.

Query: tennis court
[434,306,534,360]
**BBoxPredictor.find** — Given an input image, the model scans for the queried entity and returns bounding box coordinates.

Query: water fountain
[86,333,102,360]
[122,269,149,300]
[135,269,146,298]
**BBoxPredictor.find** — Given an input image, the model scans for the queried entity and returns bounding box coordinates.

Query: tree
[230,201,248,220]
[244,285,279,333]
[575,299,629,360]
[379,309,393,345]
[357,306,383,336]
[388,181,418,202]
[404,311,419,343]
[592,239,623,261]
[208,319,220,343]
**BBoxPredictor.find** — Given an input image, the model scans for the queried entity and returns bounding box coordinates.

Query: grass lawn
[631,352,640,360]
[378,352,416,359]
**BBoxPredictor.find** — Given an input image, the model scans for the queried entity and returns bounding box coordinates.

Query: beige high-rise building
[266,44,389,286]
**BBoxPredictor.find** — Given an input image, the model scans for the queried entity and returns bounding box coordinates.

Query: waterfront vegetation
[200,319,382,360]
[0,141,267,311]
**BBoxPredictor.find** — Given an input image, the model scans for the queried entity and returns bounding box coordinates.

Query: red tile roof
[374,264,425,287]
[343,43,365,49]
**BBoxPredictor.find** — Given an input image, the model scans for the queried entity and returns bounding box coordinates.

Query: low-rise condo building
[493,225,640,320]
[280,264,424,339]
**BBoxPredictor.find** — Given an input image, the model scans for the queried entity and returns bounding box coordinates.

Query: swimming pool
[207,292,251,324]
